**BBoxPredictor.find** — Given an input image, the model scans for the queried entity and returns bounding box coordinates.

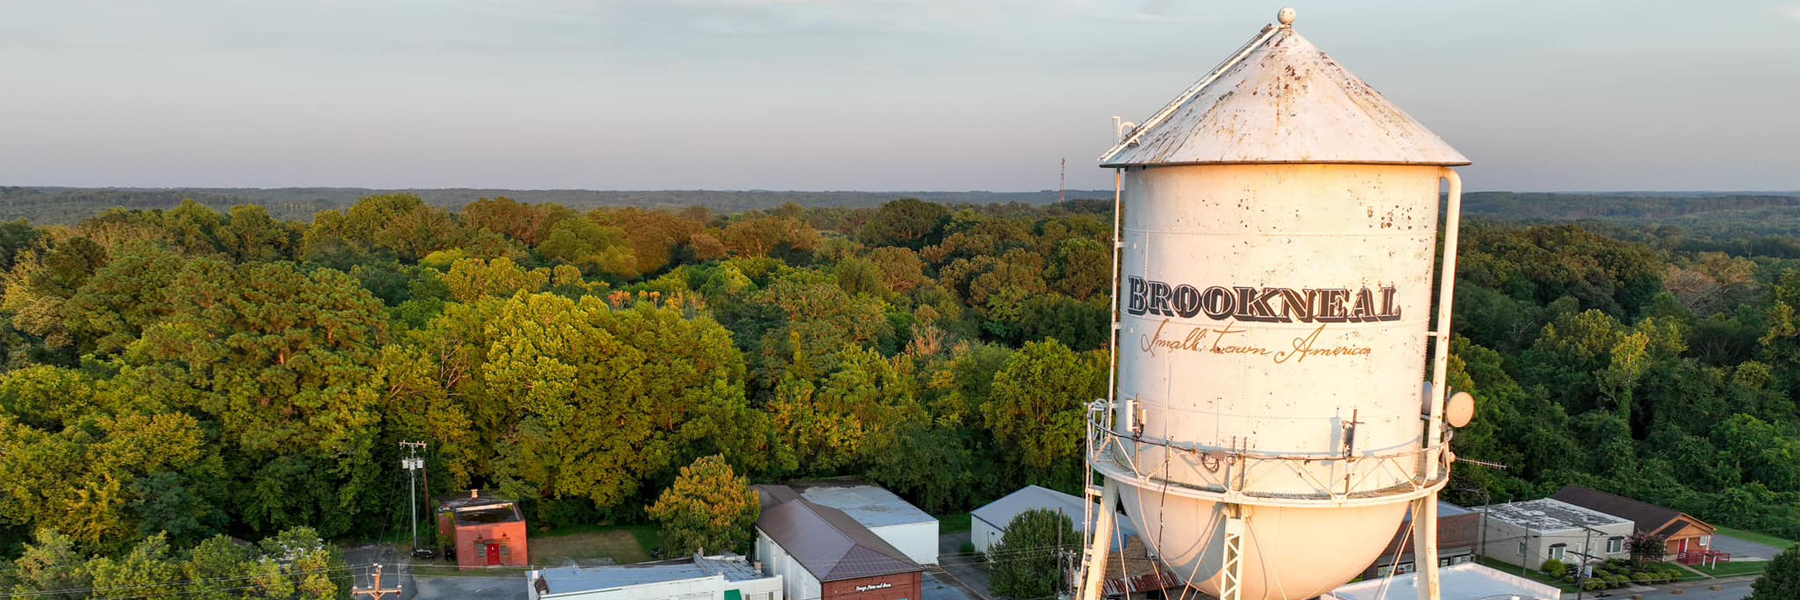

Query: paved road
[1599,577,1755,600]
[936,532,992,600]
[344,544,527,600]
[1708,533,1786,561]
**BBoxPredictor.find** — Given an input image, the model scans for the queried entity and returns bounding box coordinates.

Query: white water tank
[1092,10,1468,600]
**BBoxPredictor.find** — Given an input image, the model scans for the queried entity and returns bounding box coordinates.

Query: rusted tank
[1084,8,1469,600]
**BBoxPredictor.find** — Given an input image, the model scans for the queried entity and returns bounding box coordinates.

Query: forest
[0,193,1797,596]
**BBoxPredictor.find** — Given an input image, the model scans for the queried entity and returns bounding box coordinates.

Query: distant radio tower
[1060,157,1067,204]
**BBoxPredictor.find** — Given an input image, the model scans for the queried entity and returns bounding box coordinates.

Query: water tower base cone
[1118,485,1409,600]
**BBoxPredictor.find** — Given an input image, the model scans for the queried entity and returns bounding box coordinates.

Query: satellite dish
[1446,391,1475,428]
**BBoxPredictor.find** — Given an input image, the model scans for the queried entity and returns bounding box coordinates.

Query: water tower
[1076,8,1471,600]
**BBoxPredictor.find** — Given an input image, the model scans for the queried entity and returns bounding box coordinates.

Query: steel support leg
[1220,509,1245,600]
[1077,480,1120,600]
[1413,494,1441,600]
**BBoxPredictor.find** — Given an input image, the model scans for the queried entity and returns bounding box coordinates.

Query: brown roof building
[1360,501,1481,578]
[1550,485,1716,559]
[754,497,923,600]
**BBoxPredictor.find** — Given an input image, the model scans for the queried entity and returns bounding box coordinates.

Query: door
[486,543,501,566]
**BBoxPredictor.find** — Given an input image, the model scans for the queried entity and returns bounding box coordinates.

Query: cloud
[1782,4,1800,20]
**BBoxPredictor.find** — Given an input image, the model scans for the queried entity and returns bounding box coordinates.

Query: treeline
[0,187,1111,224]
[0,196,1116,566]
[1444,222,1800,538]
[0,193,1796,585]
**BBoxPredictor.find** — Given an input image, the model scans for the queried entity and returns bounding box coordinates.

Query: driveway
[936,531,992,600]
[1708,532,1786,560]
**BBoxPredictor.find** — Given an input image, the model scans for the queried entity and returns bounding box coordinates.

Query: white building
[1474,498,1634,571]
[1325,562,1560,600]
[754,499,924,600]
[758,481,939,566]
[970,485,1135,554]
[526,554,781,600]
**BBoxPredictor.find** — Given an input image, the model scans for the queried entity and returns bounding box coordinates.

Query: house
[756,481,938,566]
[1550,485,1716,560]
[1326,562,1560,600]
[526,553,781,600]
[753,498,924,600]
[437,489,529,569]
[970,485,1135,554]
[1360,501,1481,578]
[1474,498,1633,570]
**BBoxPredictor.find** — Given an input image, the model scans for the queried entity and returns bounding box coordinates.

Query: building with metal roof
[526,553,782,600]
[970,486,1136,554]
[1473,498,1633,570]
[1325,562,1560,600]
[757,481,938,566]
[753,499,923,600]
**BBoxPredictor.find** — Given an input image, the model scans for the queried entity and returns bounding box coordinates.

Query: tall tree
[647,455,759,555]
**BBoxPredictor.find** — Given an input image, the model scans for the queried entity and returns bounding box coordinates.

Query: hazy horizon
[3,1,1798,192]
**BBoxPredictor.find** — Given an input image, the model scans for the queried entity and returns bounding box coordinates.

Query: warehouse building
[526,553,781,600]
[1474,498,1633,570]
[753,498,923,600]
[970,485,1134,554]
[756,481,938,566]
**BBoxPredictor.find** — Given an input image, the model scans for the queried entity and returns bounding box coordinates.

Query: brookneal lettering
[1125,276,1401,323]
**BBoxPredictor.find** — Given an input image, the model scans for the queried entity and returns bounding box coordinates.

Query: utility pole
[401,442,427,554]
[353,563,403,600]
[1059,158,1066,205]
[1574,525,1600,600]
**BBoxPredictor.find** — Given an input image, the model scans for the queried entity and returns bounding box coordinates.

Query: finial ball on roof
[1278,7,1296,26]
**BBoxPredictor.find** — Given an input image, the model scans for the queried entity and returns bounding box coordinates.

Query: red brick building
[1362,501,1482,577]
[437,490,529,570]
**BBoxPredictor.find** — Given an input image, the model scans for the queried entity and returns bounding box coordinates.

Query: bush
[960,541,974,554]
[1542,558,1569,579]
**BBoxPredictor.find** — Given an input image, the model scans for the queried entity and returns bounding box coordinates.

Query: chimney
[470,489,479,499]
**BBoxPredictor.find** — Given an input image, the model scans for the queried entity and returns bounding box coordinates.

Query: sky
[1,0,1797,193]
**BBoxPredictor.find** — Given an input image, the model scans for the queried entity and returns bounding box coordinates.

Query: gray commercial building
[1474,498,1633,570]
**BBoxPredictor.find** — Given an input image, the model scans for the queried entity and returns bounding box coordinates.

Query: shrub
[1542,558,1569,579]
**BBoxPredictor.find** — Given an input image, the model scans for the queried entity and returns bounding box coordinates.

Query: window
[1519,541,1528,556]
[1699,535,1712,548]
[1548,543,1567,560]
[1607,537,1623,554]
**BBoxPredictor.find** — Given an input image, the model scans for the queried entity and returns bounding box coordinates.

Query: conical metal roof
[1099,14,1469,167]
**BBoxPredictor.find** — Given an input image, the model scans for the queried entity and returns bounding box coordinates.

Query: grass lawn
[1689,560,1768,577]
[1473,557,1579,592]
[938,512,972,534]
[1715,526,1799,550]
[529,524,662,566]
